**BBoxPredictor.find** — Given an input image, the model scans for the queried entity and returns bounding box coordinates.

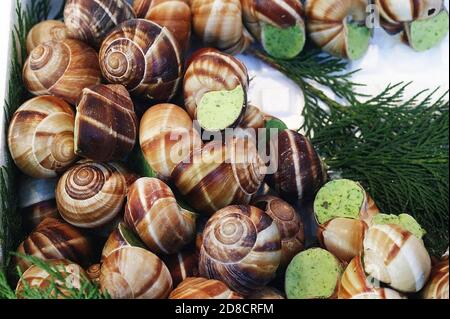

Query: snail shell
[338,255,380,299]
[56,161,137,228]
[100,246,173,299]
[74,84,138,162]
[133,0,192,52]
[26,20,70,54]
[351,288,406,299]
[139,104,202,181]
[199,205,282,295]
[124,177,197,254]
[169,277,243,299]
[86,264,102,284]
[23,39,102,105]
[162,250,199,287]
[8,96,77,179]
[238,104,266,130]
[363,224,432,293]
[101,222,146,261]
[252,195,305,268]
[171,137,266,215]
[247,287,285,299]
[99,19,183,102]
[422,257,449,299]
[191,0,253,54]
[64,0,136,48]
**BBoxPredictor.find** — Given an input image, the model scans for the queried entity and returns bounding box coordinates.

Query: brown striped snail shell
[23,39,102,105]
[422,257,449,299]
[133,0,192,52]
[26,20,70,54]
[252,195,305,268]
[139,104,202,181]
[56,161,137,228]
[338,255,380,299]
[169,277,243,299]
[15,217,94,273]
[171,137,266,215]
[86,264,102,285]
[99,19,183,102]
[191,0,253,54]
[199,205,282,295]
[124,177,197,254]
[238,104,266,130]
[7,96,77,179]
[64,0,136,48]
[363,224,432,293]
[101,222,146,261]
[162,250,199,287]
[100,246,173,299]
[247,287,285,299]
[74,84,138,162]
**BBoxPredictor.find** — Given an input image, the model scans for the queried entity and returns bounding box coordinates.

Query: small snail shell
[363,224,432,293]
[191,0,253,54]
[26,20,70,54]
[100,246,173,299]
[99,19,183,102]
[172,138,266,215]
[247,287,285,299]
[199,205,282,295]
[15,217,94,272]
[252,195,305,268]
[267,130,327,204]
[64,0,136,48]
[124,177,197,254]
[422,258,449,299]
[86,264,102,285]
[162,250,199,287]
[133,0,192,52]
[23,39,102,105]
[169,277,243,299]
[101,222,146,261]
[7,96,77,179]
[351,288,406,299]
[139,104,202,181]
[56,161,136,228]
[318,218,368,263]
[74,84,138,162]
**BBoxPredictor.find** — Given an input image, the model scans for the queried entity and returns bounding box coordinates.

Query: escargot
[199,205,282,295]
[242,0,306,59]
[191,0,253,54]
[7,96,77,179]
[169,277,243,299]
[74,84,138,162]
[101,222,146,261]
[238,104,266,131]
[305,0,372,60]
[26,20,70,54]
[23,39,102,105]
[86,264,102,284]
[422,256,449,299]
[133,0,192,52]
[64,0,136,48]
[162,250,199,287]
[99,19,183,103]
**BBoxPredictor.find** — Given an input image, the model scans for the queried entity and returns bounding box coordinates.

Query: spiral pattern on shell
[8,96,77,179]
[169,277,243,299]
[422,257,449,299]
[199,205,282,295]
[23,39,102,105]
[26,20,70,54]
[99,19,183,102]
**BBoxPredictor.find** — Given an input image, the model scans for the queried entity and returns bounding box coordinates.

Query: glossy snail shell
[100,246,173,299]
[26,20,70,54]
[101,222,146,261]
[7,96,77,179]
[238,104,266,130]
[247,287,285,299]
[199,205,282,295]
[351,288,405,299]
[124,177,197,254]
[139,104,202,181]
[133,0,192,52]
[422,257,449,299]
[56,161,137,228]
[363,224,432,293]
[99,19,183,102]
[171,138,266,215]
[23,39,102,105]
[169,277,243,299]
[86,264,102,284]
[74,84,138,162]
[162,250,199,287]
[64,0,136,48]
[338,255,379,299]
[191,0,253,54]
[15,217,93,272]
[252,195,305,268]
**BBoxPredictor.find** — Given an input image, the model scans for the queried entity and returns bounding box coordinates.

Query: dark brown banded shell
[169,277,243,299]
[422,257,449,299]
[162,250,199,287]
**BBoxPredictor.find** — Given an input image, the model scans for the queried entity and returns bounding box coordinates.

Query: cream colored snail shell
[171,137,266,215]
[124,177,197,255]
[199,205,282,295]
[133,0,192,52]
[162,250,199,287]
[99,19,183,102]
[422,257,449,299]
[64,0,136,48]
[363,224,432,293]
[101,222,146,261]
[169,277,243,299]
[8,96,77,179]
[23,39,102,105]
[100,246,173,299]
[26,20,70,54]
[139,104,202,181]
[74,84,138,162]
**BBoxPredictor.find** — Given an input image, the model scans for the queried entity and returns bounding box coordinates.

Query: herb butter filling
[407,10,449,52]
[262,23,305,60]
[346,22,371,60]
